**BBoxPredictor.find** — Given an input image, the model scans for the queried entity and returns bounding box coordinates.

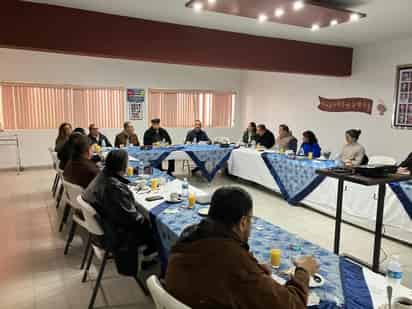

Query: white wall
[0,48,242,168]
[240,36,412,162]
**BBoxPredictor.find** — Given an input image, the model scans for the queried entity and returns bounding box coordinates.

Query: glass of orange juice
[270,249,282,268]
[127,166,134,177]
[151,178,159,191]
[188,192,196,209]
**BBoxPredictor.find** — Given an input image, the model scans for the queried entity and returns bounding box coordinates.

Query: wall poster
[393,65,412,128]
[127,88,145,121]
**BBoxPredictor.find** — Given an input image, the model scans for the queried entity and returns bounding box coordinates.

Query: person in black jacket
[88,123,112,147]
[144,118,174,175]
[82,149,157,277]
[398,152,412,174]
[185,120,211,144]
[255,124,276,149]
[57,128,86,170]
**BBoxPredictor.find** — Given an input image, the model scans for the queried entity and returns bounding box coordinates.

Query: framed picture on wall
[393,65,412,129]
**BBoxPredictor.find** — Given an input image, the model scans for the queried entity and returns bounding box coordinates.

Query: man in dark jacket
[88,123,112,147]
[63,134,99,189]
[255,124,276,149]
[144,118,174,175]
[114,121,140,148]
[82,149,157,277]
[166,186,318,309]
[185,120,211,144]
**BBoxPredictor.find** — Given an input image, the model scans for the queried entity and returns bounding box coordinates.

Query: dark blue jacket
[299,142,321,158]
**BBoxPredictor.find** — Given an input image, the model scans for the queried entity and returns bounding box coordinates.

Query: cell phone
[145,195,164,202]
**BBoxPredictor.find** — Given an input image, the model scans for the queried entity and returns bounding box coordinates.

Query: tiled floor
[0,166,411,309]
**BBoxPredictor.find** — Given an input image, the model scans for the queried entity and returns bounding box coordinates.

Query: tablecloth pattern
[389,181,412,219]
[150,201,345,308]
[125,146,181,167]
[261,153,337,205]
[183,144,236,182]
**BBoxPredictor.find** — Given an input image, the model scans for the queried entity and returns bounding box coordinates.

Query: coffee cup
[170,192,180,202]
[136,179,146,189]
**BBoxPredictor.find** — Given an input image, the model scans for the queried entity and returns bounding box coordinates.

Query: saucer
[165,198,183,204]
[198,207,210,216]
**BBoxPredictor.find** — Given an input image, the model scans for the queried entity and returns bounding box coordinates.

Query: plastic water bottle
[193,137,198,144]
[138,160,145,176]
[181,177,189,198]
[387,255,403,291]
[101,138,106,148]
[298,147,305,156]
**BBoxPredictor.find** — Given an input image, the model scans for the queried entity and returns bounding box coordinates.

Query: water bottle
[298,146,305,157]
[181,177,189,198]
[101,137,106,148]
[387,255,403,291]
[138,160,145,176]
[193,137,198,144]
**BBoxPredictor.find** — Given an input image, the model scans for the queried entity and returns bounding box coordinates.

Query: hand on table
[293,256,319,277]
[397,167,411,175]
[259,263,272,276]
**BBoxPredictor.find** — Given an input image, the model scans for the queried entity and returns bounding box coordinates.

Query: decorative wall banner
[127,88,145,121]
[393,65,412,128]
[318,97,373,114]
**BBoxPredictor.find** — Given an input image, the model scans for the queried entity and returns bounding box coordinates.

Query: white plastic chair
[55,167,66,207]
[368,156,397,165]
[49,147,60,197]
[147,275,191,309]
[61,180,87,255]
[77,196,150,308]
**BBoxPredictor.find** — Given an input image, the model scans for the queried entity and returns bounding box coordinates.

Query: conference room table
[126,170,412,309]
[228,147,412,245]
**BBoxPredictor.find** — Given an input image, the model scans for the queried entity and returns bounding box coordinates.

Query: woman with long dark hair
[55,122,72,152]
[242,122,257,144]
[298,130,321,158]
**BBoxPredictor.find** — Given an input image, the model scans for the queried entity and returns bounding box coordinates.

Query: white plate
[165,198,183,204]
[198,207,210,216]
[309,273,325,288]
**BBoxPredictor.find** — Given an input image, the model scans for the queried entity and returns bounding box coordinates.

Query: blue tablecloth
[148,201,378,308]
[261,153,337,205]
[125,144,235,182]
[389,181,412,219]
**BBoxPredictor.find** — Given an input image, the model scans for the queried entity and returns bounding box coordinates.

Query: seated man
[166,186,318,309]
[82,149,157,276]
[144,118,174,175]
[255,124,276,149]
[88,123,112,147]
[57,127,86,170]
[398,152,412,175]
[277,124,298,153]
[63,134,99,189]
[114,121,140,148]
[185,120,211,144]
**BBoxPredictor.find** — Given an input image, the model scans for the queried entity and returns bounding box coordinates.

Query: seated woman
[298,131,321,158]
[398,152,412,175]
[242,122,257,144]
[55,122,72,152]
[82,149,157,277]
[338,129,366,166]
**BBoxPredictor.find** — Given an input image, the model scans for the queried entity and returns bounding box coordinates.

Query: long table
[126,171,411,308]
[228,148,412,245]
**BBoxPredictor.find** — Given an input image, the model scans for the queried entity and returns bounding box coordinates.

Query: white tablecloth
[228,148,412,244]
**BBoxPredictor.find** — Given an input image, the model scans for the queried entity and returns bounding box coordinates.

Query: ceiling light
[275,8,285,18]
[193,2,203,12]
[258,14,268,23]
[330,19,338,26]
[350,13,360,22]
[293,1,304,11]
[208,0,216,4]
[311,24,320,31]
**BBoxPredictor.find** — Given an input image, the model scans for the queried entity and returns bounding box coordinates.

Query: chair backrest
[369,155,397,165]
[77,195,104,236]
[62,179,84,210]
[147,275,191,309]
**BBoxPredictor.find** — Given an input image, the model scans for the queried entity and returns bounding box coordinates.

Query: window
[148,89,235,128]
[0,82,125,129]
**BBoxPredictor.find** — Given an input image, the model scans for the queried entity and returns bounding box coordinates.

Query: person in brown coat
[63,134,99,189]
[166,186,319,309]
[114,121,140,148]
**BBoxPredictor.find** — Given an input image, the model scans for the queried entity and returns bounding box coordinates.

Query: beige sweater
[338,142,366,166]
